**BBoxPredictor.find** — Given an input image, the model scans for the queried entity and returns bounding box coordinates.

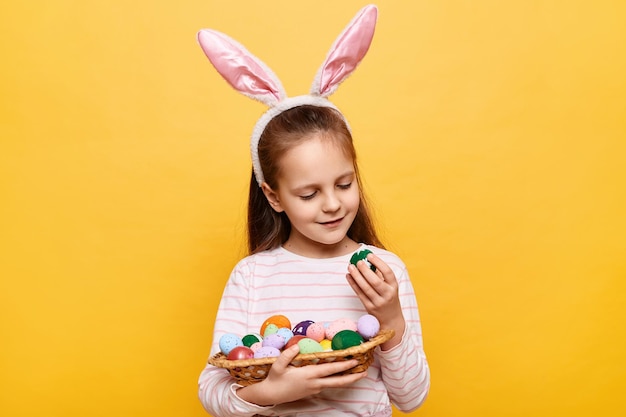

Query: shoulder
[230,247,286,273]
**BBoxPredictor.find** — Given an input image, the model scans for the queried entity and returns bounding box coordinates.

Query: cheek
[347,189,361,211]
[285,201,315,220]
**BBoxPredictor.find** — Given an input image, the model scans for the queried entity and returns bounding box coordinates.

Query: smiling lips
[320,217,343,227]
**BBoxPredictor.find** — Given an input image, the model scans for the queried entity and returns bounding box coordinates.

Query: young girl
[196,5,429,417]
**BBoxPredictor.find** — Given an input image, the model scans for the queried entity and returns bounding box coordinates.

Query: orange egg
[260,315,291,336]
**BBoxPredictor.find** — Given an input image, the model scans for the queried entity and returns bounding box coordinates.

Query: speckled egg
[297,338,324,354]
[292,320,315,336]
[249,341,262,353]
[263,323,279,337]
[262,333,286,350]
[305,322,326,342]
[254,346,281,358]
[276,327,294,343]
[260,315,291,336]
[326,318,358,340]
[357,314,380,340]
[241,333,263,347]
[331,330,364,350]
[219,333,244,355]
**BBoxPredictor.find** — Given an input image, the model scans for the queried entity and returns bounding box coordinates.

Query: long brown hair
[247,105,384,254]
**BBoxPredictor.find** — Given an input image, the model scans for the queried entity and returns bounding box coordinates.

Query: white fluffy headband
[197,4,378,186]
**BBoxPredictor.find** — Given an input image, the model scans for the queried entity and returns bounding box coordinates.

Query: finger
[356,259,382,280]
[346,273,375,310]
[366,254,398,287]
[319,371,367,388]
[350,263,386,297]
[307,358,360,378]
[272,344,300,370]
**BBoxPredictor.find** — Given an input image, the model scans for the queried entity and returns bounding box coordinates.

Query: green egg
[297,338,324,354]
[350,249,376,271]
[331,330,364,350]
[263,323,279,337]
[241,333,263,347]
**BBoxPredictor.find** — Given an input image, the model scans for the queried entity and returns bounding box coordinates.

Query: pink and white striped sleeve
[377,266,430,412]
[197,261,275,417]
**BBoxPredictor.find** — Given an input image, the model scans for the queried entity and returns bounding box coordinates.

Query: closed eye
[337,182,352,190]
[299,191,317,200]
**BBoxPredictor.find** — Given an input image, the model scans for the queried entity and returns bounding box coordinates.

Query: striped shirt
[198,244,430,416]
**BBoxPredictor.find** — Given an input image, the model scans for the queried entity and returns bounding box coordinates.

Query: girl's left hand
[346,252,405,350]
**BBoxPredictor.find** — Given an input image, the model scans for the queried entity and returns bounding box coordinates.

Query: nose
[322,191,341,213]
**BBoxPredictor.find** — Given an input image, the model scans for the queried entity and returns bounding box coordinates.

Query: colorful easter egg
[350,249,376,271]
[250,341,263,353]
[262,333,286,350]
[241,333,263,347]
[284,335,306,349]
[297,338,324,354]
[305,322,326,342]
[357,314,380,340]
[276,327,294,343]
[326,318,358,340]
[254,346,281,358]
[260,315,291,336]
[263,323,279,337]
[331,330,364,350]
[227,346,255,360]
[292,320,315,336]
[319,339,332,351]
[219,333,243,355]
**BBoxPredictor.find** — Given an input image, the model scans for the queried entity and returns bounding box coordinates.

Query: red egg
[284,335,306,349]
[226,346,255,360]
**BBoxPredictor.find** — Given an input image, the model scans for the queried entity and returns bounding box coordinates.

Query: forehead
[277,133,355,186]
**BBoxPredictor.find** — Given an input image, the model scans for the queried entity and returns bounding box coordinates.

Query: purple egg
[262,333,286,350]
[292,320,315,336]
[357,314,380,340]
[254,346,281,358]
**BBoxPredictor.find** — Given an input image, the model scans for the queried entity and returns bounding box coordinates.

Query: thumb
[271,344,300,371]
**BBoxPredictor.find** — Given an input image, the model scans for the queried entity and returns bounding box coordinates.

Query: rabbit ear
[311,4,378,97]
[197,29,287,106]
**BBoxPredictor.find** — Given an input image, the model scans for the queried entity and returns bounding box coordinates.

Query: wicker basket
[208,329,394,386]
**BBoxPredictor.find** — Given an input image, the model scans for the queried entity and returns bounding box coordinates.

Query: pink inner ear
[197,30,283,104]
[318,6,377,96]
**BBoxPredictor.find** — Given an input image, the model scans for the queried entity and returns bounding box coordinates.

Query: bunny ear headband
[197,4,378,186]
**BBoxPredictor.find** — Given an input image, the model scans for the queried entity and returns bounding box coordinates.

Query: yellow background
[1,1,625,416]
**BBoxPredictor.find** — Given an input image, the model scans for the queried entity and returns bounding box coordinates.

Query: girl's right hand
[236,344,367,406]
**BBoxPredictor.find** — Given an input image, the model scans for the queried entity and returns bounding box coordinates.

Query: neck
[283,237,360,259]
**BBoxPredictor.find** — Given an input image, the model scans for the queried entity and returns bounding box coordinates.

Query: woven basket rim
[208,329,395,370]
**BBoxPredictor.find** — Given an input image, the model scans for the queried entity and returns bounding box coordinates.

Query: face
[262,132,361,258]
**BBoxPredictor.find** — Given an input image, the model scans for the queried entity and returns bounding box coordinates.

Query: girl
[196,5,429,417]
